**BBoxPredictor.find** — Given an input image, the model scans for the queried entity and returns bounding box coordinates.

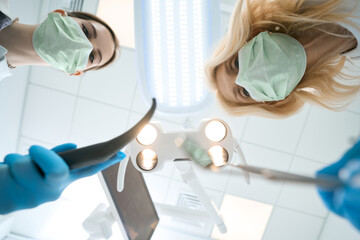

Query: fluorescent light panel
[148,0,209,108]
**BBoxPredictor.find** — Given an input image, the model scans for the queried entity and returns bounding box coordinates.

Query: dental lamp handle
[117,150,130,192]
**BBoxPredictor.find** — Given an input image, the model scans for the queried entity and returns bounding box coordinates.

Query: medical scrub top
[0,0,12,82]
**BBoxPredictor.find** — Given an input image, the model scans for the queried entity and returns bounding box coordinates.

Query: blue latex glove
[317,139,360,230]
[0,143,126,214]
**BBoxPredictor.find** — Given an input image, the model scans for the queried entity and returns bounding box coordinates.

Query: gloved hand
[317,139,360,230]
[0,143,126,214]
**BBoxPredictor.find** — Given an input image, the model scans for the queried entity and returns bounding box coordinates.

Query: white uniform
[0,46,10,81]
[0,0,9,16]
[0,0,12,82]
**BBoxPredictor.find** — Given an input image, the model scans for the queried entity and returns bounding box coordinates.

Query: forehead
[74,17,115,65]
[91,19,115,63]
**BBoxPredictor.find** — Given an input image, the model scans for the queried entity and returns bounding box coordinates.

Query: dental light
[117,118,250,234]
[205,120,227,142]
[134,0,221,114]
[208,145,229,167]
[130,119,234,173]
[136,149,158,171]
[136,124,158,145]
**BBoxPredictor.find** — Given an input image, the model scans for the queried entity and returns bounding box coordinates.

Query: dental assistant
[207,0,360,118]
[0,2,125,214]
[0,4,119,82]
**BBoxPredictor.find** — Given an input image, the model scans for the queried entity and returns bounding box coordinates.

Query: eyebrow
[97,49,102,64]
[224,62,233,76]
[90,23,97,38]
[232,86,241,102]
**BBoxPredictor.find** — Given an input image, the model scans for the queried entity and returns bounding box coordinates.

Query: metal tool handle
[231,164,343,189]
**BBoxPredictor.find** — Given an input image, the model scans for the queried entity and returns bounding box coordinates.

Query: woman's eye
[242,88,250,97]
[82,24,89,38]
[234,57,239,69]
[89,52,94,63]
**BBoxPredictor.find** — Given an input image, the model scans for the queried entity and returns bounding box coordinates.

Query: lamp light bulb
[208,146,228,167]
[205,120,227,142]
[136,149,158,171]
[137,124,158,145]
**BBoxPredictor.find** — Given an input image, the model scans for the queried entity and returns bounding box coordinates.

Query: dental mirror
[58,98,157,169]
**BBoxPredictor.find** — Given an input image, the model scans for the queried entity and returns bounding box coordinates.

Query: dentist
[0,2,125,214]
[207,0,360,118]
[0,6,119,81]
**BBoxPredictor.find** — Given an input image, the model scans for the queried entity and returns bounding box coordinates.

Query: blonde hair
[206,0,360,118]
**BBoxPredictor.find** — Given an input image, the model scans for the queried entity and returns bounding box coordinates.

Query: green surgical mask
[235,31,306,102]
[33,12,93,74]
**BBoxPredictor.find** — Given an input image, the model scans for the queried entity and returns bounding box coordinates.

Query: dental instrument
[230,163,343,189]
[59,98,156,169]
[180,136,343,189]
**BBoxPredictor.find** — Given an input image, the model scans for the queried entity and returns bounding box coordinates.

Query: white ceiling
[1,0,360,239]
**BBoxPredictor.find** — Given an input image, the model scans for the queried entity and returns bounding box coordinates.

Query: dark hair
[67,11,120,71]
